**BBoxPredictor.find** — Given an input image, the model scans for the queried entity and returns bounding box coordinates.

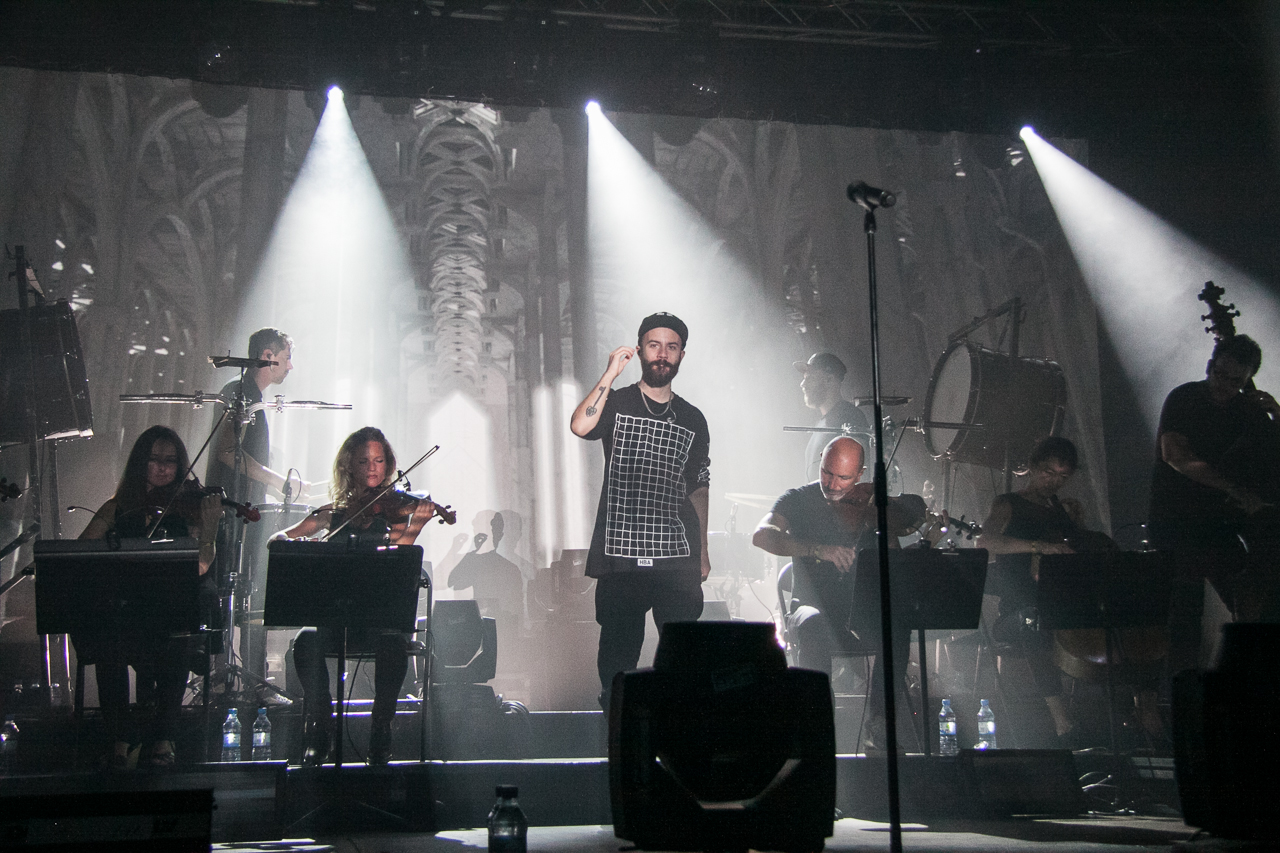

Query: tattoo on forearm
[585,386,606,417]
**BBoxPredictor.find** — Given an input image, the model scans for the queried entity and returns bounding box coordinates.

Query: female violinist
[75,425,223,769]
[280,426,446,765]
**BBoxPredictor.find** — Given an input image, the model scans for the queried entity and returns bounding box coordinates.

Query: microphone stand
[854,197,904,853]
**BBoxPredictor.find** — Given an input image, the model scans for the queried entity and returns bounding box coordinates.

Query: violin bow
[322,445,440,541]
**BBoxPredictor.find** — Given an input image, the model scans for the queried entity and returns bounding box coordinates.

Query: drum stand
[208,376,297,707]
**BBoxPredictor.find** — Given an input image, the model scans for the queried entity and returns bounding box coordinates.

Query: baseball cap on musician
[637,312,688,348]
[793,352,847,381]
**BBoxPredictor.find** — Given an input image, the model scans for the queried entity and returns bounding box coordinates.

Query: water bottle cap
[258,707,267,715]
[980,699,990,706]
[496,784,518,798]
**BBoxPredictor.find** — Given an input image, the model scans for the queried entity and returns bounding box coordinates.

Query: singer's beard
[640,355,680,388]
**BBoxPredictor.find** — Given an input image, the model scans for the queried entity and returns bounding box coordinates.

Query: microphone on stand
[847,182,897,211]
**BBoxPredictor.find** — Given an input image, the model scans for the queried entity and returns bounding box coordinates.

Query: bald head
[819,436,866,501]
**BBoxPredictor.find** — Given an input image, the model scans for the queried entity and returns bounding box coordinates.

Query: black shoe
[302,718,331,767]
[367,719,392,765]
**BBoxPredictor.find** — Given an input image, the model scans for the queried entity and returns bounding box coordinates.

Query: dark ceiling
[0,0,1269,139]
[3,0,1276,283]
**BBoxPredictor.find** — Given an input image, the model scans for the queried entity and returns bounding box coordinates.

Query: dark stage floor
[210,816,1201,852]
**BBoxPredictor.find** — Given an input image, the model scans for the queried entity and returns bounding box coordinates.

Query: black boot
[302,715,332,767]
[367,717,392,765]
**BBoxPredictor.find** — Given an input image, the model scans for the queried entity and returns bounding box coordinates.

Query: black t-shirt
[772,482,891,647]
[988,492,1077,607]
[771,482,878,617]
[1149,380,1274,535]
[805,399,870,481]
[582,384,710,578]
[206,377,269,506]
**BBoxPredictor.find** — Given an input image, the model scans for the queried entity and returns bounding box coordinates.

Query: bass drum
[923,341,1066,470]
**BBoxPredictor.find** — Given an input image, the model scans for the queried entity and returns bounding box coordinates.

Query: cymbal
[849,395,911,407]
[723,492,777,509]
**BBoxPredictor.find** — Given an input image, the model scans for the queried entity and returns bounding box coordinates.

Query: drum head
[923,341,1066,469]
[924,342,975,457]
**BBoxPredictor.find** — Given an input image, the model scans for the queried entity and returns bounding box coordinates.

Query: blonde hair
[331,426,397,508]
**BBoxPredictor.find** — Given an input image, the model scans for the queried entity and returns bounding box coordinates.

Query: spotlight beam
[1022,130,1280,428]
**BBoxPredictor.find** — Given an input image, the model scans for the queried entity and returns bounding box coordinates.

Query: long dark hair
[115,425,192,514]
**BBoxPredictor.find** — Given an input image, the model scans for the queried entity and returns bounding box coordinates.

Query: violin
[345,489,457,528]
[172,481,261,524]
[831,483,930,539]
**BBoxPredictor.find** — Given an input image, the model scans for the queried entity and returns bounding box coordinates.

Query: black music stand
[1037,552,1172,763]
[853,547,988,757]
[34,538,203,636]
[33,538,207,756]
[264,539,423,831]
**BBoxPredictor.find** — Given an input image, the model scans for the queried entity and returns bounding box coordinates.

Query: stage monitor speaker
[611,621,834,853]
[960,749,1084,818]
[0,300,93,445]
[1174,624,1280,840]
[0,788,212,851]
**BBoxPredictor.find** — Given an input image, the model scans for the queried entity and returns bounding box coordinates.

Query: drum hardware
[722,492,778,510]
[209,354,274,370]
[120,392,226,407]
[849,395,911,407]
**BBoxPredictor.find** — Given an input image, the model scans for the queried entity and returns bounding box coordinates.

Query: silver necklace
[640,390,675,422]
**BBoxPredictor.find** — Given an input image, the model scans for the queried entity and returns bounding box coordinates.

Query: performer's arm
[752,511,856,572]
[214,417,312,497]
[570,345,635,437]
[277,506,334,540]
[691,485,711,580]
[976,495,1072,556]
[77,499,117,540]
[1161,430,1264,514]
[191,493,222,576]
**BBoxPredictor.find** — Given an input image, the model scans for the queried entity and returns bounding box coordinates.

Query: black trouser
[292,628,409,724]
[595,570,703,704]
[73,633,191,743]
[788,603,911,719]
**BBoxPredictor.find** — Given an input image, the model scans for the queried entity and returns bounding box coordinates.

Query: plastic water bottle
[251,708,272,761]
[222,708,242,762]
[487,784,528,852]
[0,716,19,774]
[938,699,959,756]
[975,699,997,750]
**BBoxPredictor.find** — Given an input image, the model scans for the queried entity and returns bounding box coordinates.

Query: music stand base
[285,771,411,835]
